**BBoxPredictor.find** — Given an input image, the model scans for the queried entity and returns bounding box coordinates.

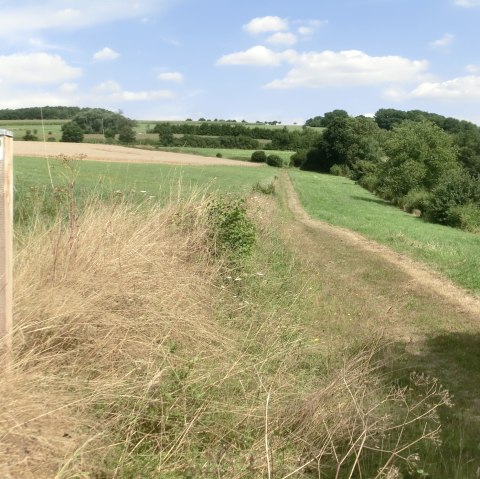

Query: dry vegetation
[0,185,452,478]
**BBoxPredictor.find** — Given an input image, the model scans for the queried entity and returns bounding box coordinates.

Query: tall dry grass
[1,191,450,478]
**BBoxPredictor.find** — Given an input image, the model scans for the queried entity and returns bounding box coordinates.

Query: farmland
[2,139,480,478]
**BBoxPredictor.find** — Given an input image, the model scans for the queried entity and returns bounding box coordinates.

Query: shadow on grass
[350,195,395,207]
[389,332,480,477]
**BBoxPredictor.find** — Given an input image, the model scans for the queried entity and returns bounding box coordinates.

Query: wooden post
[0,129,13,365]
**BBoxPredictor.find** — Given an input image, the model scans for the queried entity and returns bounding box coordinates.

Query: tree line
[299,109,480,233]
[152,122,321,151]
[0,106,83,120]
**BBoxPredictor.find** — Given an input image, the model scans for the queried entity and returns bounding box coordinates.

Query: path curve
[14,141,262,167]
[282,172,480,318]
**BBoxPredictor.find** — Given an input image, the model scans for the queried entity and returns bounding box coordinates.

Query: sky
[1,0,480,124]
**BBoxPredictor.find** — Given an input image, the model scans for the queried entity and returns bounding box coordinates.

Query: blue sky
[1,0,480,123]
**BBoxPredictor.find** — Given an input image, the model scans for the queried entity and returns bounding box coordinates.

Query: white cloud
[158,72,184,82]
[266,32,298,46]
[0,0,165,39]
[0,53,81,85]
[264,50,428,89]
[429,33,454,49]
[93,80,122,93]
[93,47,120,61]
[454,0,480,6]
[466,64,480,73]
[297,19,327,37]
[217,46,297,66]
[243,16,288,35]
[114,90,175,101]
[410,76,480,100]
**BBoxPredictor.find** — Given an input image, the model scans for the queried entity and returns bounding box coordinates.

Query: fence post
[0,129,13,366]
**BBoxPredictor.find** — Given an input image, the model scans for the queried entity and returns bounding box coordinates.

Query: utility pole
[0,129,13,366]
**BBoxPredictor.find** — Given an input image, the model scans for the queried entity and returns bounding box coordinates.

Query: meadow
[2,152,479,478]
[290,169,480,294]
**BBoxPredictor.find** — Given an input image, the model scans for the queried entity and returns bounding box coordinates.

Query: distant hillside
[0,106,86,120]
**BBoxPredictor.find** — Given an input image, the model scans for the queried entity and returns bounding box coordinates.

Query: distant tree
[118,125,136,144]
[61,122,84,142]
[22,130,38,141]
[251,150,267,163]
[322,109,349,128]
[305,116,324,127]
[374,109,408,130]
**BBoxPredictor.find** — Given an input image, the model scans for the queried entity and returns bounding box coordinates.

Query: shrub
[424,170,480,225]
[206,195,255,260]
[357,174,378,193]
[399,189,431,214]
[22,130,38,141]
[445,203,480,232]
[330,164,350,177]
[266,154,285,168]
[290,150,308,168]
[216,152,222,158]
[251,150,267,163]
[252,180,275,195]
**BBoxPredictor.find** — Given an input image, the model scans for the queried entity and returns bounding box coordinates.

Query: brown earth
[13,141,261,167]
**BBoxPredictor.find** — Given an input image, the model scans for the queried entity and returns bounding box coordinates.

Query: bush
[330,164,350,177]
[357,174,378,193]
[399,189,431,214]
[251,150,267,163]
[22,130,38,141]
[206,195,255,260]
[290,150,308,168]
[424,170,480,225]
[445,204,480,232]
[216,152,222,158]
[266,154,285,168]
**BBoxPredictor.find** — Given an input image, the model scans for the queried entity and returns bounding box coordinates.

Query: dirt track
[281,172,480,318]
[14,141,261,167]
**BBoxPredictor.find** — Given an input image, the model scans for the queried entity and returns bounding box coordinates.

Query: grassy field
[3,154,479,477]
[290,169,480,294]
[14,156,276,199]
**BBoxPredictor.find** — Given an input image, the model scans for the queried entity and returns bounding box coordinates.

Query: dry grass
[0,191,450,478]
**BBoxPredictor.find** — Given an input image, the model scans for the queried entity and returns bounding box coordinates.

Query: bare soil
[14,141,261,167]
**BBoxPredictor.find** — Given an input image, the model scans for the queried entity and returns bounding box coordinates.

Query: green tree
[118,125,136,144]
[61,122,84,143]
[378,121,459,203]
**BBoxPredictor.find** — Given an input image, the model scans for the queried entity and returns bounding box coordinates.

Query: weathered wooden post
[0,129,13,365]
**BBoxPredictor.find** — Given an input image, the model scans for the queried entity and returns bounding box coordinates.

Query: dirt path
[14,141,261,167]
[281,172,480,319]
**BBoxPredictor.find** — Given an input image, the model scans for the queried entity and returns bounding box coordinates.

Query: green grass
[290,169,480,293]
[15,156,276,200]
[155,147,294,162]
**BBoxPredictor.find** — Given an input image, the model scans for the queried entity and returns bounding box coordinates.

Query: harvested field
[14,141,261,167]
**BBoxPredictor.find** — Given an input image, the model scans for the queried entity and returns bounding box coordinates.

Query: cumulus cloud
[454,0,480,6]
[264,50,428,89]
[158,72,184,82]
[217,46,297,66]
[410,76,480,100]
[93,47,120,61]
[0,52,81,85]
[266,32,298,46]
[243,16,288,34]
[429,33,454,49]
